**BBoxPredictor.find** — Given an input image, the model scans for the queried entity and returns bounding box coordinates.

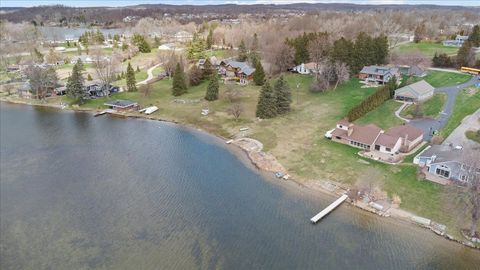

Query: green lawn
[113,70,148,87]
[422,71,471,88]
[205,49,232,59]
[355,99,404,129]
[400,93,447,119]
[465,130,480,143]
[152,66,164,77]
[61,73,466,233]
[440,87,480,138]
[393,42,459,58]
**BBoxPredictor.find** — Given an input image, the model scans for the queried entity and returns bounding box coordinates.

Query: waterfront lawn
[393,42,459,58]
[440,87,480,138]
[422,71,471,88]
[355,99,404,129]
[71,73,461,232]
[400,93,447,119]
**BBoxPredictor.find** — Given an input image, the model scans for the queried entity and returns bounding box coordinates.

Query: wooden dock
[310,194,348,224]
[94,109,115,117]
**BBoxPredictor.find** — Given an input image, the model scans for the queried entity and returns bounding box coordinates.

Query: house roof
[104,99,137,108]
[224,60,255,76]
[385,125,423,141]
[395,80,434,98]
[418,145,464,163]
[337,119,351,126]
[332,123,382,145]
[360,65,397,76]
[408,66,426,76]
[375,133,400,148]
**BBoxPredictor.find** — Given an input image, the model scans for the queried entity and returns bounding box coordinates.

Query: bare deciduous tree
[228,102,244,121]
[265,42,295,75]
[91,48,118,95]
[223,85,242,103]
[447,148,480,238]
[333,62,350,90]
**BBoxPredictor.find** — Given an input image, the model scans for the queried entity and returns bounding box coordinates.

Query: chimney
[347,125,354,136]
[404,134,408,146]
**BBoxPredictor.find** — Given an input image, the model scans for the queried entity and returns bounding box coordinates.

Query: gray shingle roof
[395,80,434,98]
[225,60,255,76]
[360,65,397,76]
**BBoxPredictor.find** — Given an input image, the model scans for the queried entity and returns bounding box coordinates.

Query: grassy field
[422,71,471,88]
[58,70,479,233]
[440,87,480,138]
[355,99,404,129]
[393,42,459,58]
[113,70,148,87]
[400,93,447,119]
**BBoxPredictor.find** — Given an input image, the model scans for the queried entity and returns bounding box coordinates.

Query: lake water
[1,102,479,270]
[39,26,125,41]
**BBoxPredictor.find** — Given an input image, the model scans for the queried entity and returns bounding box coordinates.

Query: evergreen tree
[186,33,207,60]
[132,33,151,53]
[238,40,248,62]
[372,35,389,65]
[87,73,93,81]
[206,28,214,49]
[136,66,140,72]
[330,37,354,72]
[172,63,187,96]
[76,58,85,71]
[256,81,277,119]
[154,36,161,47]
[126,62,137,92]
[457,41,475,67]
[66,60,87,104]
[253,61,265,86]
[274,75,292,115]
[205,74,219,101]
[467,25,480,47]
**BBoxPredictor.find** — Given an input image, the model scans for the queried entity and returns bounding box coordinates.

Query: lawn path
[137,63,162,85]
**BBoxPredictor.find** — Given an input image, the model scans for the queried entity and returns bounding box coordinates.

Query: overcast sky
[1,0,479,7]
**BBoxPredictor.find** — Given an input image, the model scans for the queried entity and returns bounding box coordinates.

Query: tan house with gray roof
[394,80,435,102]
[330,120,423,157]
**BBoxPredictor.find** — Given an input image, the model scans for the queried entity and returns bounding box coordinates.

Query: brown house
[329,120,423,156]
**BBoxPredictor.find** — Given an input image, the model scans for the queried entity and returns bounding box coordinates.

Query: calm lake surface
[1,102,479,270]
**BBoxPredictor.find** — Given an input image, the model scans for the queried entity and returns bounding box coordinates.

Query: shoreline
[1,97,478,250]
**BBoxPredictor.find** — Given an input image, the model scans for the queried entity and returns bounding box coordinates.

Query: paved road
[408,75,480,140]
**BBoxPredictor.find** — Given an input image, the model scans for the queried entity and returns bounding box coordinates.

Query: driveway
[137,63,162,85]
[442,108,480,149]
[408,75,479,140]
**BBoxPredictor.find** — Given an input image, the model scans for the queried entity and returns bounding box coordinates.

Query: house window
[386,147,391,152]
[435,168,450,178]
[336,136,341,140]
[460,175,468,182]
[375,145,380,151]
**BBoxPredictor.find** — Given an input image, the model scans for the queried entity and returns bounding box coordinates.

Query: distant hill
[0,3,478,25]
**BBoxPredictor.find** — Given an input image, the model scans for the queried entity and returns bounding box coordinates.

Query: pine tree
[66,60,87,104]
[76,58,85,71]
[132,33,151,53]
[87,73,93,81]
[238,40,248,62]
[274,75,292,115]
[172,63,187,96]
[253,61,265,86]
[205,74,219,101]
[457,41,475,67]
[126,62,137,92]
[206,28,214,49]
[467,25,480,47]
[256,81,277,119]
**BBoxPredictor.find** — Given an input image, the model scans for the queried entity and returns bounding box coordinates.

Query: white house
[291,62,317,75]
[394,80,435,102]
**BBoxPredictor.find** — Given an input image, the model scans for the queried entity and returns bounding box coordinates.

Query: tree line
[346,78,398,122]
[286,32,389,74]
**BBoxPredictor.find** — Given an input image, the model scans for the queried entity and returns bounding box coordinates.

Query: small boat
[274,172,285,178]
[225,139,233,144]
[239,127,249,132]
[144,106,158,115]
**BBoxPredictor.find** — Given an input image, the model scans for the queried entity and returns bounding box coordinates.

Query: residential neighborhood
[0,1,480,269]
